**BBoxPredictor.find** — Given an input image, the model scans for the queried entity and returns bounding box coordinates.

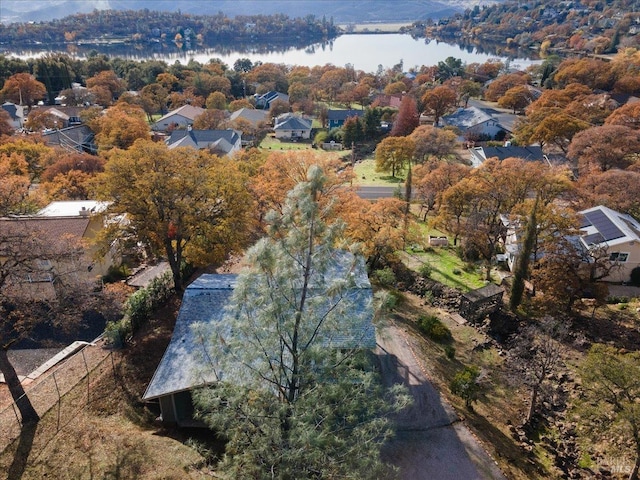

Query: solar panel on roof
[583,232,605,245]
[583,210,624,241]
[579,213,593,229]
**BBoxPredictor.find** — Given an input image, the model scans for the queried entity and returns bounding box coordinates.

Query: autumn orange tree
[193,109,226,130]
[0,151,30,215]
[86,70,126,105]
[576,169,640,219]
[40,152,105,201]
[408,125,459,165]
[0,73,47,109]
[421,85,457,125]
[0,110,14,137]
[24,109,59,131]
[341,197,408,270]
[553,57,615,90]
[605,101,640,129]
[514,107,589,153]
[90,103,150,153]
[0,137,56,182]
[248,151,355,228]
[139,83,169,121]
[484,72,530,102]
[94,140,254,290]
[413,162,470,219]
[498,85,535,113]
[568,125,640,174]
[375,136,415,178]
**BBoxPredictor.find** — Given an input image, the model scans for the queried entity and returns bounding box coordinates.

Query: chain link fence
[0,345,117,454]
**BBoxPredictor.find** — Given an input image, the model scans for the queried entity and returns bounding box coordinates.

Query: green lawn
[401,247,487,292]
[353,158,405,186]
[259,135,315,151]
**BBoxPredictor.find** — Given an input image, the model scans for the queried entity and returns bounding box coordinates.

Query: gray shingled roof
[274,115,312,131]
[143,254,376,401]
[229,107,268,126]
[472,146,545,164]
[166,129,240,154]
[327,109,364,121]
[442,106,493,129]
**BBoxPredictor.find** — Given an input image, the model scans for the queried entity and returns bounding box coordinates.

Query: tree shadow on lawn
[378,175,404,184]
[430,266,474,291]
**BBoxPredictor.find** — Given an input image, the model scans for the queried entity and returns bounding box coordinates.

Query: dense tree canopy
[94,140,254,290]
[0,73,47,108]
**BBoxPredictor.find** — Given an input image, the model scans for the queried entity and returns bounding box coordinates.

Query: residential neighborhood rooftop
[579,205,640,248]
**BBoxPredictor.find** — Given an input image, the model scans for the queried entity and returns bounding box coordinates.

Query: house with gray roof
[142,252,376,425]
[229,107,268,127]
[273,113,312,140]
[469,145,546,167]
[1,101,25,130]
[165,128,242,157]
[229,108,269,146]
[441,106,510,141]
[42,124,97,154]
[254,91,289,110]
[152,105,205,132]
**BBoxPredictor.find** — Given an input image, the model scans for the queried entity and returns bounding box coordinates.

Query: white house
[579,205,640,283]
[273,113,312,140]
[440,106,509,140]
[501,206,640,283]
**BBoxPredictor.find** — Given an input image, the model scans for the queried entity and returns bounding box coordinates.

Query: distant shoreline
[338,23,411,34]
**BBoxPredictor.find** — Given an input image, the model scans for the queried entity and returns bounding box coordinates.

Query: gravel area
[377,320,506,479]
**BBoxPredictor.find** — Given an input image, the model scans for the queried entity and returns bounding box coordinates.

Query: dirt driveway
[377,320,507,480]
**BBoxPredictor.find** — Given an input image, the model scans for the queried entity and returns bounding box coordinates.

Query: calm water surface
[10,34,539,72]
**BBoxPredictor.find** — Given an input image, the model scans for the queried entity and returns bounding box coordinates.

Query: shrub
[374,267,396,288]
[450,365,480,409]
[102,264,130,283]
[418,263,433,279]
[444,345,456,359]
[375,290,400,311]
[124,270,174,333]
[104,318,131,348]
[417,314,451,342]
[631,266,640,286]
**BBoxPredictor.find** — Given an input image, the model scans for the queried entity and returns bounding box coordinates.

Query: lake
[8,33,539,73]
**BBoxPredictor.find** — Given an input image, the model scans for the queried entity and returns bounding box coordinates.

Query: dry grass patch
[0,296,221,479]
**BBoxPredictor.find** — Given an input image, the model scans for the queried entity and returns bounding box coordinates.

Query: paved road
[377,320,506,480]
[356,185,397,200]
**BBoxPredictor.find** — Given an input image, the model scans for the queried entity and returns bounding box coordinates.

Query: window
[609,252,629,263]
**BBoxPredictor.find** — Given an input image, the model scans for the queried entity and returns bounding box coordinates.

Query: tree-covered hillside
[418,0,640,55]
[0,10,339,47]
[1,0,466,25]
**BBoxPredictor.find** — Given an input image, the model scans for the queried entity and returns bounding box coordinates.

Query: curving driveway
[377,320,507,480]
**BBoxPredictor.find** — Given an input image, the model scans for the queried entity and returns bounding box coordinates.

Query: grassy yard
[401,248,488,292]
[353,158,405,186]
[259,135,315,151]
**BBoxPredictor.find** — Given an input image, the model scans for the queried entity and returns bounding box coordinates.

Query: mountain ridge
[1,0,477,24]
